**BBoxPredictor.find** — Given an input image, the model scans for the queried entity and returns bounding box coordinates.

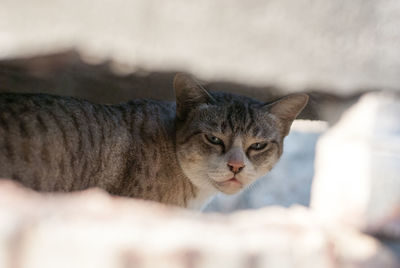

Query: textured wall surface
[0,180,398,268]
[311,92,400,239]
[1,0,400,93]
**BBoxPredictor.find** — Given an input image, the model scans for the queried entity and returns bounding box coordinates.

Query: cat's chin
[214,178,244,195]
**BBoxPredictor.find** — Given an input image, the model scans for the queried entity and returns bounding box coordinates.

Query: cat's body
[0,74,308,209]
[0,94,201,207]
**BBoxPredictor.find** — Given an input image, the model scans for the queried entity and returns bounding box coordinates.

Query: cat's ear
[263,93,309,136]
[173,73,215,120]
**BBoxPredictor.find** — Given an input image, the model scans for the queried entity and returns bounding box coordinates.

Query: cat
[0,73,308,209]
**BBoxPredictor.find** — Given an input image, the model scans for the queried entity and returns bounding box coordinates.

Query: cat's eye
[249,142,268,151]
[205,134,224,146]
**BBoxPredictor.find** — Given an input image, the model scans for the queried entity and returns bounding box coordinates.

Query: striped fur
[0,74,308,209]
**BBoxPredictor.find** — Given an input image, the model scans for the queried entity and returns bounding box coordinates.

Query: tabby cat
[0,73,308,209]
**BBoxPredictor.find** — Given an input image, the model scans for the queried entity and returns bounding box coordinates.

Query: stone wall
[1,0,400,93]
[0,180,398,268]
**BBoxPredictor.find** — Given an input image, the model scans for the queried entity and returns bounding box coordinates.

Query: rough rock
[0,180,398,268]
[311,92,400,239]
[1,0,400,93]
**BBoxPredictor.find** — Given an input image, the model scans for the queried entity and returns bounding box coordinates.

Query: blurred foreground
[0,180,397,268]
[2,0,400,93]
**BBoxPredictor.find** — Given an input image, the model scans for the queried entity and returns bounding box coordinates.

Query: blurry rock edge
[1,0,400,93]
[0,180,399,268]
[311,92,400,240]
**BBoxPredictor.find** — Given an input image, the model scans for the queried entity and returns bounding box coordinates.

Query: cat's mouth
[214,177,243,194]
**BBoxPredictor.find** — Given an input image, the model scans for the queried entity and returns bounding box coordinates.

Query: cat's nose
[227,161,245,174]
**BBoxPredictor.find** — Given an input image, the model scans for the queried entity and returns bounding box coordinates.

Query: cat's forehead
[192,94,278,139]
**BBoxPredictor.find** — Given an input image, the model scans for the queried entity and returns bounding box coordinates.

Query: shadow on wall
[0,50,365,123]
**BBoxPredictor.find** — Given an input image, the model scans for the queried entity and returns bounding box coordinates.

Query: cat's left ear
[173,73,215,120]
[263,93,309,136]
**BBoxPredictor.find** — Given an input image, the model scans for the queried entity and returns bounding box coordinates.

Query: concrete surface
[311,92,400,240]
[1,0,400,93]
[0,180,398,268]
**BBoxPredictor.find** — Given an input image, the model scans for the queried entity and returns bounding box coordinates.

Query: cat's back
[0,93,126,191]
[0,93,100,125]
[0,93,113,142]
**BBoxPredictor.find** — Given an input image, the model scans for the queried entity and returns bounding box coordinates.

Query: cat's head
[174,73,308,195]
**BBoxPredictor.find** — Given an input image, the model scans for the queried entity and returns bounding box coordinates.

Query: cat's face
[174,74,308,195]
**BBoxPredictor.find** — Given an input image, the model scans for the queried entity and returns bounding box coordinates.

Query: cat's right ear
[173,73,215,120]
[263,93,309,136]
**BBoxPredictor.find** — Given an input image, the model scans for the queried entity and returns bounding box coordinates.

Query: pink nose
[227,161,245,174]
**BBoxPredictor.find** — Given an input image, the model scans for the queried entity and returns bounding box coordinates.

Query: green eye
[249,142,268,151]
[205,134,224,146]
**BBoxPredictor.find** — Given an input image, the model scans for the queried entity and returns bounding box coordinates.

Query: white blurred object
[311,92,400,237]
[206,120,328,212]
[1,0,400,93]
[0,180,397,268]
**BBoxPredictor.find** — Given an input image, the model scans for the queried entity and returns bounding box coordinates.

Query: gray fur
[0,74,308,208]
